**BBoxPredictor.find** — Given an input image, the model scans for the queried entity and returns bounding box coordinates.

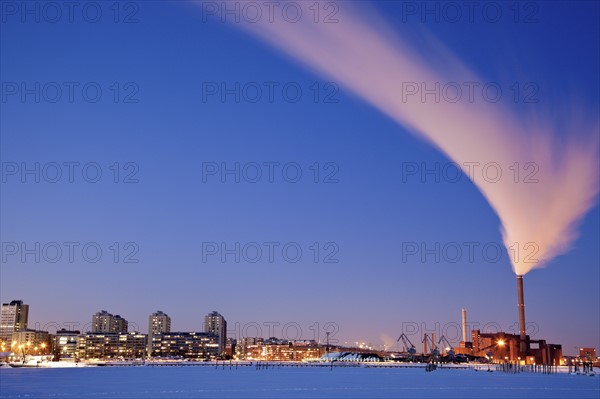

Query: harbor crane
[438,335,455,359]
[422,334,439,357]
[397,333,417,359]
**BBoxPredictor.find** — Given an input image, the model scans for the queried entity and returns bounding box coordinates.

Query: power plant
[451,276,562,365]
[391,276,563,365]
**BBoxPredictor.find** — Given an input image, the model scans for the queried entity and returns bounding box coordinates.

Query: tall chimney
[461,308,467,343]
[517,275,527,353]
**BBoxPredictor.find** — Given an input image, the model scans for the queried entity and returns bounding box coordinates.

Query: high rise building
[0,300,29,345]
[148,311,171,335]
[91,310,128,333]
[204,311,227,356]
[147,311,171,356]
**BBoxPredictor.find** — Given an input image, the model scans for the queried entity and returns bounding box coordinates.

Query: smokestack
[461,308,467,343]
[517,275,527,353]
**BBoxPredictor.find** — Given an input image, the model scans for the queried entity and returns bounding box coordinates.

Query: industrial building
[578,347,597,361]
[453,276,563,365]
[469,330,562,365]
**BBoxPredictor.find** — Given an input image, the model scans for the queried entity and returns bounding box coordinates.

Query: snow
[1,365,599,398]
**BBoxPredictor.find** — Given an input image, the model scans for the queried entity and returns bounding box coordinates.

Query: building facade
[52,329,81,359]
[225,337,236,359]
[78,332,146,359]
[579,347,597,361]
[235,337,261,360]
[204,311,226,356]
[0,300,29,345]
[11,329,51,355]
[291,341,327,361]
[150,332,219,359]
[234,338,325,361]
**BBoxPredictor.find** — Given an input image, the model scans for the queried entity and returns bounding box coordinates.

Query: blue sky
[1,1,598,354]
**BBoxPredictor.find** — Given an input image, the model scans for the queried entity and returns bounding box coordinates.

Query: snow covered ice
[1,366,599,399]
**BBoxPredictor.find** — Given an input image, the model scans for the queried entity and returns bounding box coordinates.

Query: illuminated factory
[454,276,562,365]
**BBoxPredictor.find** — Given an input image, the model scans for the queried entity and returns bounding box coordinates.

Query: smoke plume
[200,1,599,275]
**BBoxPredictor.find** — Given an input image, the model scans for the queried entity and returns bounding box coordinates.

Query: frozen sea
[1,366,599,399]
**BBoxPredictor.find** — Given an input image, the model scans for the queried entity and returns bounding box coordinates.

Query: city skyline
[0,298,581,366]
[0,297,595,357]
[1,1,599,359]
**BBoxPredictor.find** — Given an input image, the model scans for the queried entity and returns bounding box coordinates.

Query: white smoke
[380,333,398,352]
[199,1,599,275]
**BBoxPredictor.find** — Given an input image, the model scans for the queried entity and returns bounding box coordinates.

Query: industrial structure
[453,277,563,365]
[0,297,582,365]
[517,275,527,353]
